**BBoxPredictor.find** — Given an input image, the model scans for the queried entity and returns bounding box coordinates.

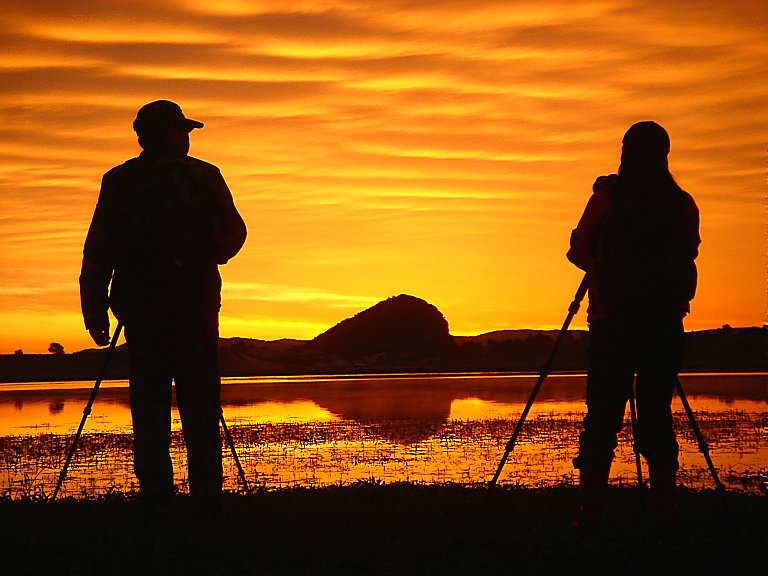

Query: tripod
[50,324,251,500]
[488,273,726,496]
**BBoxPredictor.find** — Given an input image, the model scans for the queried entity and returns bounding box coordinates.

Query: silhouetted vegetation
[0,345,130,383]
[682,325,767,372]
[0,483,765,575]
[47,342,64,355]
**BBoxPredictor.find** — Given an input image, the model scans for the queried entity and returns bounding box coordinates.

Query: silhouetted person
[80,100,247,510]
[567,121,699,526]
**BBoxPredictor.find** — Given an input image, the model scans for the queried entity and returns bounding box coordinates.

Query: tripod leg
[675,380,726,493]
[628,380,645,507]
[220,408,251,493]
[489,273,589,488]
[51,323,123,501]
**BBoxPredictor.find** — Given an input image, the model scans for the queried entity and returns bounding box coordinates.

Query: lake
[1,373,766,498]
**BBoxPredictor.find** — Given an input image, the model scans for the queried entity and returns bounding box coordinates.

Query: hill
[310,294,455,359]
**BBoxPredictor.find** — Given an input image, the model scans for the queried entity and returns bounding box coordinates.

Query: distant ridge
[310,294,455,359]
[1,292,765,381]
[453,329,587,345]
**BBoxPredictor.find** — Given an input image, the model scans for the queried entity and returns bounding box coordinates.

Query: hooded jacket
[567,174,699,322]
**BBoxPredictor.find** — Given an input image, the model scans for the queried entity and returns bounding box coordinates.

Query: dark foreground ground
[1,483,765,575]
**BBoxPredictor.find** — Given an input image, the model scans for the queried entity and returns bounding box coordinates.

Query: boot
[572,465,611,528]
[649,463,679,526]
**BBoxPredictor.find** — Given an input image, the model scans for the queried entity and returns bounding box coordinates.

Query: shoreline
[2,368,767,387]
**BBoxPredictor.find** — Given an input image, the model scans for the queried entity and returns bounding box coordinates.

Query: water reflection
[2,373,765,436]
[0,373,765,497]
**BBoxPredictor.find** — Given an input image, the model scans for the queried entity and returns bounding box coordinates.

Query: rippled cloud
[0,0,765,351]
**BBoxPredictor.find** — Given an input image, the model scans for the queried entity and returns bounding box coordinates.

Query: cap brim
[184,118,204,131]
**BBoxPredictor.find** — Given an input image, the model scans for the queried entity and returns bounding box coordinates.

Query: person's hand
[89,327,111,347]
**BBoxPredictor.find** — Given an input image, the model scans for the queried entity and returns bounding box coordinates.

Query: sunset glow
[1,0,765,353]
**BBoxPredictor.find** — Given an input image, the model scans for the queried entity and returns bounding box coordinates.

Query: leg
[576,319,635,469]
[635,318,684,524]
[126,324,175,505]
[634,318,682,468]
[573,319,635,526]
[172,316,223,502]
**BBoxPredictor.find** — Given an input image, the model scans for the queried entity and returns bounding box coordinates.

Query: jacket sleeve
[681,191,701,260]
[79,173,117,331]
[567,181,613,271]
[210,169,247,264]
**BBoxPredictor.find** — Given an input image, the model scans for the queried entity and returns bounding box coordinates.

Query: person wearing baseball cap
[132,100,204,155]
[133,99,204,133]
[80,100,247,513]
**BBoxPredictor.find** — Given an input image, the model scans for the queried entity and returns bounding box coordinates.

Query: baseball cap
[133,100,204,133]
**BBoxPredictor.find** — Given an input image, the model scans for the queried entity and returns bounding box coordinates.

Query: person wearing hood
[567,121,700,526]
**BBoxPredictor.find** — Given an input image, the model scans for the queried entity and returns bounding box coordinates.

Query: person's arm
[210,169,247,264]
[567,178,614,271]
[79,172,118,346]
[678,190,701,306]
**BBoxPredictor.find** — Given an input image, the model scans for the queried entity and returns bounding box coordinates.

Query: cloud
[223,281,379,307]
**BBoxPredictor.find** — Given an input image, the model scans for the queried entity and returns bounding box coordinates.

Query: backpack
[592,176,697,316]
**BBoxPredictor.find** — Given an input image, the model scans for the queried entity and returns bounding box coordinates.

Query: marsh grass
[1,410,766,499]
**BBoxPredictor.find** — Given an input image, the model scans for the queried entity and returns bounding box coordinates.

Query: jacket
[567,174,700,321]
[80,150,247,329]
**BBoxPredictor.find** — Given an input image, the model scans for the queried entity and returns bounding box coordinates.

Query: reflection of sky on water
[0,399,340,435]
[220,401,337,425]
[1,373,766,435]
[1,374,765,497]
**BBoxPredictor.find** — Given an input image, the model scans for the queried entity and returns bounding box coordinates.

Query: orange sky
[1,0,766,354]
